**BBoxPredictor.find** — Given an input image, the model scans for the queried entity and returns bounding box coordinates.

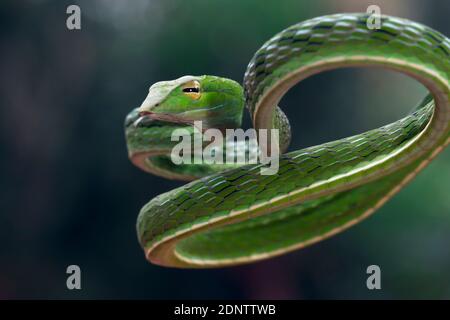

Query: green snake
[125,13,450,268]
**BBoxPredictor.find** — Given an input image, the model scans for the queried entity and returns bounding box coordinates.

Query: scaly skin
[125,13,450,268]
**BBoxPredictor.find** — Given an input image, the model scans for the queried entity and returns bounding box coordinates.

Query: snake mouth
[138,111,194,126]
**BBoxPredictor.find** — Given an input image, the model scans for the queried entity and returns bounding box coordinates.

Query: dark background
[0,0,449,299]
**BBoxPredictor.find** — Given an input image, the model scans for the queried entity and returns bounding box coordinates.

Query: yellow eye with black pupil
[182,80,201,100]
[183,88,199,93]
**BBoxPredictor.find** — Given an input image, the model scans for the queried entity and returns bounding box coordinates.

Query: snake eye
[182,80,201,100]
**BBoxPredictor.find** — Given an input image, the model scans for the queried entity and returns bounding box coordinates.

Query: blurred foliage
[0,0,449,299]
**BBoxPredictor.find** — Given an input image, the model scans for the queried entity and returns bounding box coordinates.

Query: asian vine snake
[125,13,450,268]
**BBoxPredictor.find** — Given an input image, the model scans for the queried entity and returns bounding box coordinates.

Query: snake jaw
[137,92,189,126]
[137,110,195,127]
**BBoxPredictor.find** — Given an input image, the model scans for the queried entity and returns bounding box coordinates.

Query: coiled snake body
[125,13,450,268]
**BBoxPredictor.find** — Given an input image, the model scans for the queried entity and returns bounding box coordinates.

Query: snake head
[138,75,244,130]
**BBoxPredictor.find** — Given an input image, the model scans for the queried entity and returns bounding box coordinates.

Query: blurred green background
[0,0,449,299]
